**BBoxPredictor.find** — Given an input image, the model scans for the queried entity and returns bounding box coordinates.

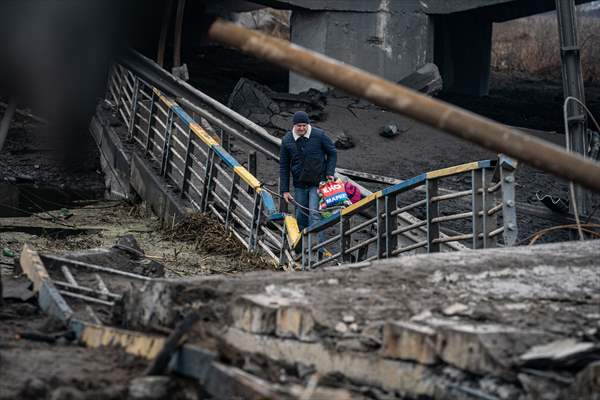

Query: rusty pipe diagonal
[207,19,600,194]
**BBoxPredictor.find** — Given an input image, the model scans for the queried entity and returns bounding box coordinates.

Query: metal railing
[106,63,518,270]
[121,50,281,162]
[107,64,288,262]
[300,158,518,269]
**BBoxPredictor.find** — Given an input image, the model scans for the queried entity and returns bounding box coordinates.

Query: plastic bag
[318,178,352,210]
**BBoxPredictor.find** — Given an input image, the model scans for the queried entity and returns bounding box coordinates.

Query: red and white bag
[318,178,351,210]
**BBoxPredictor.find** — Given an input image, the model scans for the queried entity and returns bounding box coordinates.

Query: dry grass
[159,213,277,273]
[492,14,600,82]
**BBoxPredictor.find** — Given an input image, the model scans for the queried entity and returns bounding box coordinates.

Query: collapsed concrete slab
[120,239,600,398]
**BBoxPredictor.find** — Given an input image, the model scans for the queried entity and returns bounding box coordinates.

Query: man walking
[279,111,337,232]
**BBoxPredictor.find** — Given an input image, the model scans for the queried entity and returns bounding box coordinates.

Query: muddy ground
[1,43,600,398]
[0,299,200,400]
[228,69,600,243]
[0,202,276,278]
[0,202,275,399]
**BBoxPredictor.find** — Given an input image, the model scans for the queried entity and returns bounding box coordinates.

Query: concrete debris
[411,309,433,321]
[378,123,408,138]
[342,315,355,323]
[128,376,173,400]
[433,322,553,378]
[227,78,326,135]
[171,63,189,81]
[118,240,600,399]
[276,304,316,341]
[520,339,600,369]
[334,132,355,149]
[1,279,34,302]
[12,236,600,400]
[335,322,349,333]
[381,321,437,364]
[397,63,443,96]
[232,294,289,334]
[41,235,166,278]
[517,372,566,400]
[442,302,470,316]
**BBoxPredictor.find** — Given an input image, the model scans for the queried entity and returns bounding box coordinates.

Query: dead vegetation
[158,213,277,274]
[492,14,600,82]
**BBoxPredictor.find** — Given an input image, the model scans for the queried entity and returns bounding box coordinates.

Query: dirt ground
[0,299,200,400]
[1,299,145,400]
[0,202,276,399]
[0,202,276,278]
[232,69,600,244]
[2,41,600,399]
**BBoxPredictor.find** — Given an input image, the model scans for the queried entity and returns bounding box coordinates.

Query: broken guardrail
[301,157,518,269]
[107,61,518,268]
[108,65,287,261]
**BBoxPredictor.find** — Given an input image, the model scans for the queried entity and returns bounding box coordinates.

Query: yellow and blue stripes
[304,160,495,234]
[153,89,496,256]
[153,89,278,219]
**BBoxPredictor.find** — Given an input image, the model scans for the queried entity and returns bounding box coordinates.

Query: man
[279,111,337,232]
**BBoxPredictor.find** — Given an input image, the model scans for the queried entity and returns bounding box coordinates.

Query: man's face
[294,123,308,136]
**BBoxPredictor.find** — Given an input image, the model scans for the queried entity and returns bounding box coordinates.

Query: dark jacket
[279,127,337,192]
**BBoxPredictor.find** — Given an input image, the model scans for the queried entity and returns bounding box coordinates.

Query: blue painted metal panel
[382,174,426,196]
[268,212,285,221]
[307,211,340,233]
[171,105,194,127]
[260,191,278,216]
[477,159,494,169]
[39,281,73,322]
[212,145,240,168]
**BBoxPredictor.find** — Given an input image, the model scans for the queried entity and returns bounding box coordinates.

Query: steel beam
[556,0,589,216]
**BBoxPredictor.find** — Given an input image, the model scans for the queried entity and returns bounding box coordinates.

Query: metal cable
[260,185,345,216]
[562,96,600,241]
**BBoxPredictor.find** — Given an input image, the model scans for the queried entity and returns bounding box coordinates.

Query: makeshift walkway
[99,53,518,270]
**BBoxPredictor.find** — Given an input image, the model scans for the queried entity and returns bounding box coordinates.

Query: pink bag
[344,181,362,204]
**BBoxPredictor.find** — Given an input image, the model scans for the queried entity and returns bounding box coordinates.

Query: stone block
[231,294,290,334]
[435,323,551,378]
[276,304,316,341]
[381,321,437,365]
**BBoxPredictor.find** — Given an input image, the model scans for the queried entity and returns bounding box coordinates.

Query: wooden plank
[19,243,50,293]
[78,323,166,360]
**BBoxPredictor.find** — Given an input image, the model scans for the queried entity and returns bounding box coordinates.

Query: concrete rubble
[4,212,600,399]
[114,239,600,399]
[227,77,327,135]
[398,63,443,96]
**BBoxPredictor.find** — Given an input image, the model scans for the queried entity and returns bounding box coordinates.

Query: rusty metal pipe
[208,19,600,193]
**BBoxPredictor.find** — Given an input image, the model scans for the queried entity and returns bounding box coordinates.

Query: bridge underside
[233,0,596,95]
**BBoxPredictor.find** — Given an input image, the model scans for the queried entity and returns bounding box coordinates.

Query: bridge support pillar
[289,9,434,94]
[434,14,492,96]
